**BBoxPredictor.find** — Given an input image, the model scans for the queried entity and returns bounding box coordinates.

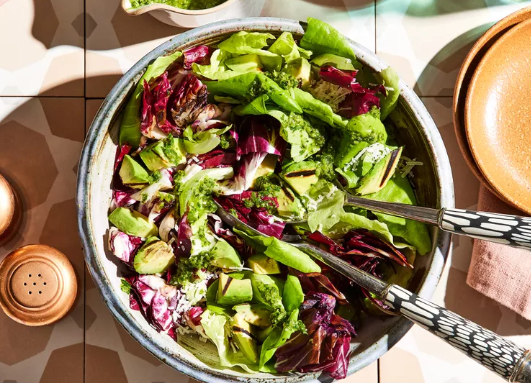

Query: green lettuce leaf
[300,18,356,61]
[234,229,321,273]
[218,31,278,57]
[206,73,302,113]
[201,309,274,373]
[182,125,232,155]
[234,96,325,162]
[259,309,304,368]
[363,177,432,255]
[291,87,346,128]
[377,67,400,120]
[261,32,311,71]
[120,50,182,147]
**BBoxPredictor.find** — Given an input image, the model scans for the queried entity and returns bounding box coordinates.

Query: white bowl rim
[77,17,454,383]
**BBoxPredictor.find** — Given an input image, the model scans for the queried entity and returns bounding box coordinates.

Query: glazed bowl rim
[77,17,454,383]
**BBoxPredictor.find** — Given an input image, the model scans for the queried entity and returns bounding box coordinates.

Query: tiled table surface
[2,0,531,382]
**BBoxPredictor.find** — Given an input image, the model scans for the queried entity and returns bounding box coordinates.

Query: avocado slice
[233,303,272,328]
[247,254,281,275]
[231,312,259,364]
[249,274,284,307]
[251,154,278,188]
[108,207,158,238]
[311,53,356,71]
[139,138,186,171]
[119,155,150,187]
[256,325,274,342]
[216,273,253,305]
[280,160,319,196]
[276,183,306,220]
[357,147,403,195]
[282,275,305,312]
[210,238,242,269]
[225,54,263,72]
[283,57,312,90]
[133,237,175,274]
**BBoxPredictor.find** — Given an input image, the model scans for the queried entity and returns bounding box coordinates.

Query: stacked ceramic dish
[454,6,531,214]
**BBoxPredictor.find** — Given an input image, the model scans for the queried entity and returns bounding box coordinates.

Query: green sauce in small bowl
[131,0,228,9]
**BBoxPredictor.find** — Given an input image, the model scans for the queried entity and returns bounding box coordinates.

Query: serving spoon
[285,191,531,250]
[215,202,531,382]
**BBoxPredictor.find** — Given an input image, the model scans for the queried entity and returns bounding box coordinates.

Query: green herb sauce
[131,0,228,10]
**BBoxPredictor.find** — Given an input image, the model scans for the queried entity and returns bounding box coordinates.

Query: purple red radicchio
[319,66,386,117]
[275,293,356,379]
[108,227,143,265]
[183,45,214,69]
[126,275,175,333]
[236,116,286,158]
[215,191,285,239]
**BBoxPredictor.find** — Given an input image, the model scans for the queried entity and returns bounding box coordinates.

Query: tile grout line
[374,0,377,55]
[83,0,87,381]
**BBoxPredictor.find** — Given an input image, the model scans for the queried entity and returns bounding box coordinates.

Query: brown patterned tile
[114,319,163,366]
[40,98,85,142]
[39,53,85,97]
[86,99,104,131]
[86,345,129,383]
[0,312,54,365]
[0,121,58,211]
[39,199,84,282]
[86,53,124,98]
[40,343,83,383]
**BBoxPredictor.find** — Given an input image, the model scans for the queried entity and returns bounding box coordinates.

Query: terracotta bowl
[453,5,531,203]
[77,18,453,383]
[465,17,531,215]
[121,0,266,28]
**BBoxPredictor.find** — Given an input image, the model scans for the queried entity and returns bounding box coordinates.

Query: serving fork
[286,191,531,250]
[215,202,531,382]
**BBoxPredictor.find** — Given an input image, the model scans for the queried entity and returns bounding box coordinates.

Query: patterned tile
[0,97,84,382]
[376,0,531,96]
[85,0,375,97]
[0,0,84,96]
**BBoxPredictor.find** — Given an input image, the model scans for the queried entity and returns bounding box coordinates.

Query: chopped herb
[148,170,162,184]
[265,71,300,90]
[170,251,215,286]
[120,279,132,294]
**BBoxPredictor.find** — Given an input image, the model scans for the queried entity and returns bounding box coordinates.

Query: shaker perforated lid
[0,245,77,326]
[0,174,15,238]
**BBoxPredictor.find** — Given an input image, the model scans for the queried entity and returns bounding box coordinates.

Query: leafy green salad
[107,18,431,379]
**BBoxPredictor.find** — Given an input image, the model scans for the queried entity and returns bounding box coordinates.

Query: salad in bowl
[105,18,433,379]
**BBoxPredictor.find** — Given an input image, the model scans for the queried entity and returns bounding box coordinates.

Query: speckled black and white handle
[344,195,531,250]
[384,285,531,382]
[440,209,531,249]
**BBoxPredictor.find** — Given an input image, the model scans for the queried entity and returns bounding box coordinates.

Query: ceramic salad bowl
[77,18,454,383]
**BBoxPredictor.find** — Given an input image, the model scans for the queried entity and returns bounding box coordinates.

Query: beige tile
[85,0,180,97]
[0,0,84,96]
[340,361,378,383]
[0,97,84,382]
[376,0,531,96]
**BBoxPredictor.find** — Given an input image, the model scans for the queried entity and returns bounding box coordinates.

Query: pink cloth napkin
[467,185,531,320]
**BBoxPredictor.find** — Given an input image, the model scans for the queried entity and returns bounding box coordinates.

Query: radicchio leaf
[319,66,386,117]
[275,293,356,379]
[207,214,248,255]
[112,190,136,209]
[191,104,231,132]
[108,227,143,265]
[217,152,268,196]
[195,149,237,169]
[126,275,175,333]
[291,270,348,305]
[215,191,285,239]
[183,45,214,70]
[236,116,286,157]
[175,211,193,259]
[169,74,208,131]
[114,144,132,171]
[151,71,173,131]
[187,306,204,326]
